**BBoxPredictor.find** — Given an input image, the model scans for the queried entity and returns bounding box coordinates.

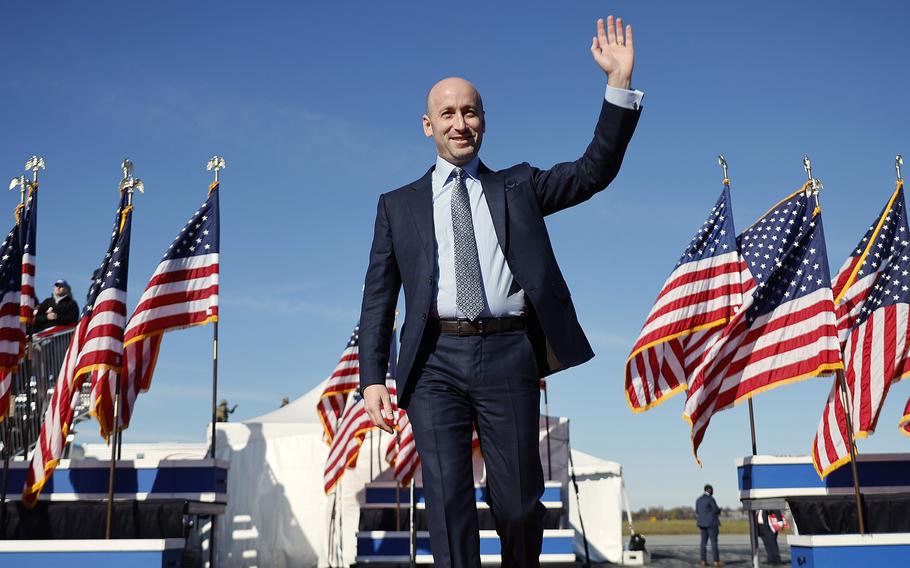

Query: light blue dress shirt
[431,85,643,319]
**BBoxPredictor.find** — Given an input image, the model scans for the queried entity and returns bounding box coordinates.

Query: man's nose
[454,112,466,130]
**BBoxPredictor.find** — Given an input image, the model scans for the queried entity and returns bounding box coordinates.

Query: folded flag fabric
[813,183,910,476]
[626,185,743,412]
[685,186,842,461]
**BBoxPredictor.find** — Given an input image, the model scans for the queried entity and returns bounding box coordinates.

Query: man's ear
[422,114,433,137]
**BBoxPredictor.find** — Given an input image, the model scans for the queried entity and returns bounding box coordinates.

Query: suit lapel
[478,164,508,252]
[405,168,435,266]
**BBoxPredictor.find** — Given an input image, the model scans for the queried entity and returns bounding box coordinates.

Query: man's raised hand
[590,16,634,89]
[363,384,395,434]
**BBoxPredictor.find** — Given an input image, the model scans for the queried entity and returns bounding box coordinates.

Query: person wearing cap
[33,279,79,332]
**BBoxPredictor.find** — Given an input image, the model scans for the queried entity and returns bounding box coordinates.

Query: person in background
[757,509,785,565]
[215,399,237,422]
[696,484,723,567]
[33,279,79,332]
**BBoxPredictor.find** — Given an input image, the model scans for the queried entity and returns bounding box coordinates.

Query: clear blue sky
[2,1,909,508]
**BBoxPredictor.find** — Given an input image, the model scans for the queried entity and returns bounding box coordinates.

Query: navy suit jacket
[696,493,721,528]
[359,99,641,408]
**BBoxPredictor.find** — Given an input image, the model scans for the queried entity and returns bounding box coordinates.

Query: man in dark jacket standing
[33,279,79,332]
[358,15,641,568]
[696,484,723,566]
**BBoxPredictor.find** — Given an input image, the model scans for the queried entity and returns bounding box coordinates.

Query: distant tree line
[632,506,744,521]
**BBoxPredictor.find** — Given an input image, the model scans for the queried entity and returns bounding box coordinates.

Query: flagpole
[720,154,762,568]
[395,480,401,531]
[836,369,866,534]
[804,154,868,534]
[718,156,759,454]
[409,478,416,568]
[205,156,224,567]
[103,159,142,539]
[2,158,40,537]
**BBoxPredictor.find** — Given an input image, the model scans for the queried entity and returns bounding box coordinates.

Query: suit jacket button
[428,277,434,286]
[421,314,427,321]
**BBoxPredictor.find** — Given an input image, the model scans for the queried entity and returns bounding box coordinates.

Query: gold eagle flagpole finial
[119,158,144,207]
[25,156,45,187]
[897,155,904,184]
[802,155,823,209]
[207,156,226,184]
[717,155,729,187]
[8,176,27,205]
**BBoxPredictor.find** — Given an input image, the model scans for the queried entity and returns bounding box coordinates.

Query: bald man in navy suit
[358,16,643,568]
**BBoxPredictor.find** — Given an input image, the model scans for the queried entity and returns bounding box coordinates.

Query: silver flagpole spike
[802,155,823,200]
[119,158,144,205]
[25,156,45,184]
[717,155,729,185]
[9,176,27,205]
[206,156,226,183]
[897,155,904,183]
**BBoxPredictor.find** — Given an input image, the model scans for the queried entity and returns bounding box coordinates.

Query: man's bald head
[425,77,484,115]
[422,77,485,166]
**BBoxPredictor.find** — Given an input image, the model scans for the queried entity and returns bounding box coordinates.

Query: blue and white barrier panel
[788,533,910,567]
[2,459,228,503]
[0,538,184,567]
[736,454,910,500]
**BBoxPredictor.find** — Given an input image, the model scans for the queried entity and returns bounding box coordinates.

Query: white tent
[210,380,626,567]
[568,449,626,563]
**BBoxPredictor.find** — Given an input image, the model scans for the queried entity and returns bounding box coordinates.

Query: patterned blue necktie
[451,167,486,321]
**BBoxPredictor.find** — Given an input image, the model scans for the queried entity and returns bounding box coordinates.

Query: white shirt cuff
[604,85,644,110]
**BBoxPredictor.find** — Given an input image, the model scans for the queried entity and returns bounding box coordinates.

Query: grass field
[622,519,753,535]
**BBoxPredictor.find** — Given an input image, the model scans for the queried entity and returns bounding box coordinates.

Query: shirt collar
[433,155,480,189]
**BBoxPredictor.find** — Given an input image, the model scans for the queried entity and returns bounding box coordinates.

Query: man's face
[423,78,485,166]
[54,285,67,296]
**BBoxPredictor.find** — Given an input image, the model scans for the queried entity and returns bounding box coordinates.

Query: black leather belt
[430,317,526,336]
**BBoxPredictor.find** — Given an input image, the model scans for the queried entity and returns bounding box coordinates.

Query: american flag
[383,410,481,486]
[684,187,843,461]
[900,396,910,436]
[812,184,910,477]
[18,187,37,325]
[384,409,420,485]
[626,185,744,412]
[24,191,133,505]
[95,183,220,438]
[323,338,396,493]
[0,225,25,421]
[385,378,547,485]
[317,325,360,444]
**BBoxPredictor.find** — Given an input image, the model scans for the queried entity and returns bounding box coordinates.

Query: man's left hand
[591,15,634,89]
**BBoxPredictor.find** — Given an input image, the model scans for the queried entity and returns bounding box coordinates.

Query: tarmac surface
[634,535,790,567]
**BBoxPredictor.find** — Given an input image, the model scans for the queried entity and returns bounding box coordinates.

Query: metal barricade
[6,326,86,458]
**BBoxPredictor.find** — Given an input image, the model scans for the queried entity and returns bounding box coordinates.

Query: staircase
[356,480,576,564]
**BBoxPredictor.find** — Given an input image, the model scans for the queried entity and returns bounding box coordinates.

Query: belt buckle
[458,319,484,336]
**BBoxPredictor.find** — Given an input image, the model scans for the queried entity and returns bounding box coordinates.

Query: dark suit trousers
[700,526,719,562]
[758,524,782,563]
[406,329,546,568]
